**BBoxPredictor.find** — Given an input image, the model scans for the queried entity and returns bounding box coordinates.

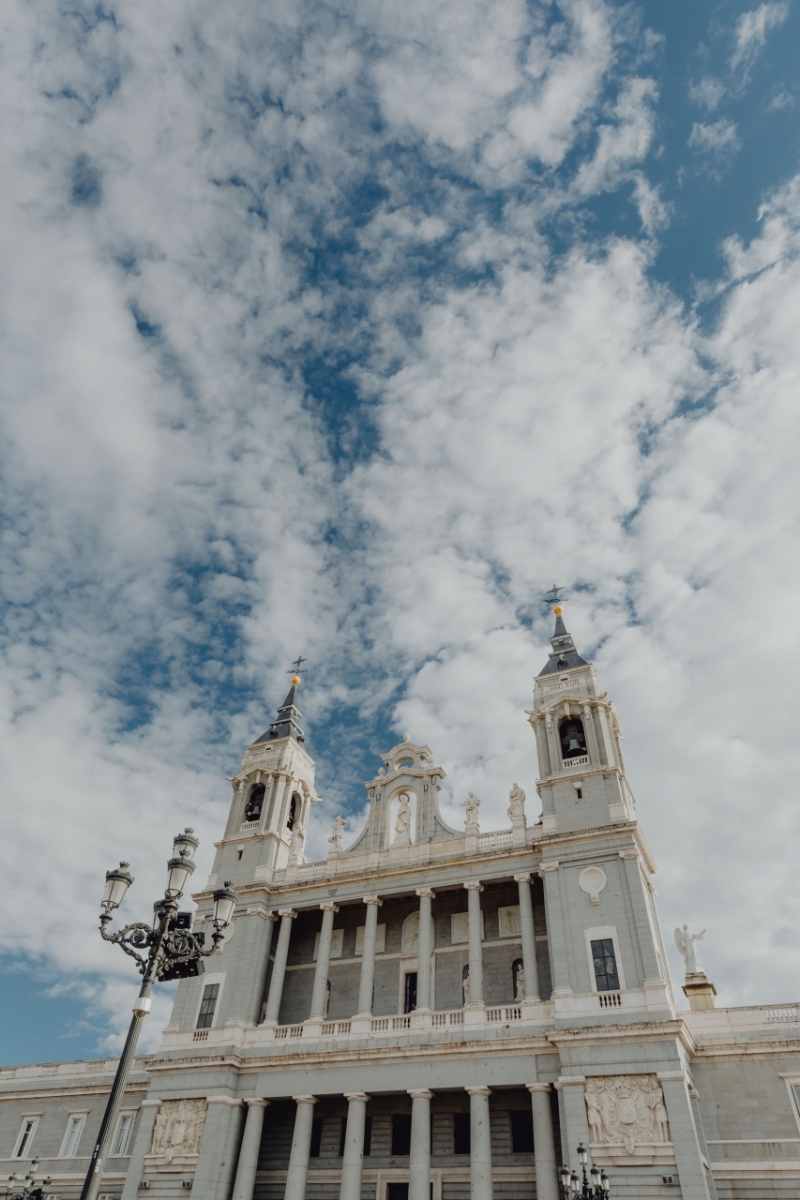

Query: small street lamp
[79,830,237,1200]
[4,1158,51,1199]
[559,1144,610,1198]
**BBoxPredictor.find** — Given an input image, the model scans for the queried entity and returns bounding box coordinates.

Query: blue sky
[2,0,800,1064]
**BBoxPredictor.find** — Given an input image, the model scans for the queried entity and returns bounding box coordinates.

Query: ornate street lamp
[559,1144,610,1199]
[5,1158,51,1199]
[79,830,237,1200]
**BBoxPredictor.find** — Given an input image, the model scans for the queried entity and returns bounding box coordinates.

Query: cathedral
[2,612,799,1200]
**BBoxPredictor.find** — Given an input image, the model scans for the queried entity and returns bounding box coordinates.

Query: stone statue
[513,959,525,1002]
[462,965,470,1005]
[290,824,306,859]
[395,793,411,837]
[328,816,346,852]
[507,782,526,822]
[462,792,480,828]
[674,924,706,975]
[585,1090,603,1144]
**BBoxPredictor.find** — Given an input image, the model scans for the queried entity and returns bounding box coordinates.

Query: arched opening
[244,784,265,822]
[286,793,299,831]
[512,957,525,1002]
[559,716,587,760]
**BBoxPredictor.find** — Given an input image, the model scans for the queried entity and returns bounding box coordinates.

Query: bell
[567,737,581,753]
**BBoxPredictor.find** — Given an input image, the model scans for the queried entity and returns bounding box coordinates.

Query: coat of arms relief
[585,1075,671,1154]
[149,1098,208,1163]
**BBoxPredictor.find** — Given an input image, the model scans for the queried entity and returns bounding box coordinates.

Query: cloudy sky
[2,0,800,1062]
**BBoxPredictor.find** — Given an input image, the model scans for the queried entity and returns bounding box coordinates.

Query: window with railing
[591,938,620,992]
[196,983,220,1029]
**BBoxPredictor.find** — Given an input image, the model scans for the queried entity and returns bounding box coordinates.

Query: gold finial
[291,675,301,686]
[553,605,563,615]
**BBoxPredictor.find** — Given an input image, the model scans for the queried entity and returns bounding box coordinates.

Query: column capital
[526,1083,551,1094]
[320,901,340,912]
[278,908,298,919]
[463,880,484,891]
[465,1085,491,1096]
[408,1089,434,1100]
[244,1098,271,1108]
[344,1092,371,1102]
[514,873,532,884]
[554,1076,586,1090]
[363,895,383,906]
[538,861,560,873]
[292,1095,318,1104]
[416,888,436,898]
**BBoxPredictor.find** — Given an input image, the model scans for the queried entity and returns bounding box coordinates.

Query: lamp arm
[98,918,155,973]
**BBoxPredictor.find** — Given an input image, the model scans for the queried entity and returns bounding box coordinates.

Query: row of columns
[233,1084,560,1200]
[261,875,542,1026]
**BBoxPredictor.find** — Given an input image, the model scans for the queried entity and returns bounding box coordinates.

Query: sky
[1,0,800,1064]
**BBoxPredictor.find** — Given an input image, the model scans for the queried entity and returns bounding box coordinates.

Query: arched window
[245,784,265,822]
[286,793,299,830]
[559,717,587,760]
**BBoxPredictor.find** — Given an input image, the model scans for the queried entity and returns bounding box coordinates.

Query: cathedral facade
[2,615,800,1200]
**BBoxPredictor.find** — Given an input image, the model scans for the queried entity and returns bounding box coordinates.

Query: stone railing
[478,830,514,848]
[598,992,623,1009]
[240,820,261,831]
[321,1021,352,1037]
[0,1056,154,1080]
[298,862,326,878]
[561,755,589,769]
[432,1010,464,1028]
[486,1005,522,1022]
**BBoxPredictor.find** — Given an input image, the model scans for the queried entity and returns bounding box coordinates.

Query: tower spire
[539,587,588,675]
[252,666,307,745]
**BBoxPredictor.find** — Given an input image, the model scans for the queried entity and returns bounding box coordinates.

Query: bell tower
[529,607,635,835]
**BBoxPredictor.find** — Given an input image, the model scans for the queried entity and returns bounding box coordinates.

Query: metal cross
[288,655,307,674]
[544,584,567,606]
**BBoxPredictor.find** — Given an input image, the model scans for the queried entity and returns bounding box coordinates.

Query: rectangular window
[387,1185,409,1200]
[60,1114,86,1158]
[364,1115,373,1157]
[591,938,620,992]
[196,983,220,1029]
[13,1118,38,1159]
[391,1113,412,1156]
[509,1111,534,1153]
[453,1112,471,1155]
[310,1117,323,1158]
[404,973,418,1014]
[110,1112,134,1157]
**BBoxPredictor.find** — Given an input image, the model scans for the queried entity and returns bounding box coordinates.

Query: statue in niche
[462,792,480,829]
[395,793,412,838]
[513,958,525,1001]
[507,782,526,822]
[323,979,331,1019]
[674,924,706,975]
[328,816,346,852]
[290,824,305,860]
[462,964,470,1006]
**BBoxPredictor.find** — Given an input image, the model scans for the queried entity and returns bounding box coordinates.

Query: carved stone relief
[584,1075,670,1153]
[498,905,521,938]
[149,1098,207,1162]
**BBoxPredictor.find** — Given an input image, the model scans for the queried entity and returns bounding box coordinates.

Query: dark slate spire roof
[538,611,590,676]
[252,682,306,745]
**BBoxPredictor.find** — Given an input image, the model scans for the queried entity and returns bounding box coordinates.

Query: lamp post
[559,1144,610,1199]
[4,1159,51,1199]
[79,829,237,1200]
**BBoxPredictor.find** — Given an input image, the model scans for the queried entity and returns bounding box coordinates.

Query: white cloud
[688,76,726,112]
[730,2,789,75]
[687,118,741,165]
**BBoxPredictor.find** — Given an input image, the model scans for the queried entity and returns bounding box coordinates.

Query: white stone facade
[2,622,800,1199]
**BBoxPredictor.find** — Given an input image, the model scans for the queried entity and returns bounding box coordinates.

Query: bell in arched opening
[559,717,587,760]
[244,783,266,822]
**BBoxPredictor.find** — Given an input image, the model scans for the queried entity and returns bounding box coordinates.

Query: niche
[559,717,587,760]
[244,784,265,822]
[386,791,416,845]
[286,793,300,831]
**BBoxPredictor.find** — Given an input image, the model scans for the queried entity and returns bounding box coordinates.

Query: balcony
[561,755,589,770]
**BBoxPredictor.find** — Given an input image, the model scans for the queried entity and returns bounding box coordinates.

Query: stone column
[555,1077,590,1168]
[309,902,339,1020]
[415,888,435,1011]
[408,1089,433,1200]
[231,1099,269,1200]
[285,1096,318,1200]
[340,1093,370,1200]
[464,881,484,1006]
[192,1096,244,1200]
[581,703,600,764]
[527,1085,558,1200]
[514,875,540,1002]
[657,1072,713,1200]
[119,1099,160,1200]
[539,864,570,996]
[355,897,382,1016]
[466,1086,493,1200]
[262,909,296,1026]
